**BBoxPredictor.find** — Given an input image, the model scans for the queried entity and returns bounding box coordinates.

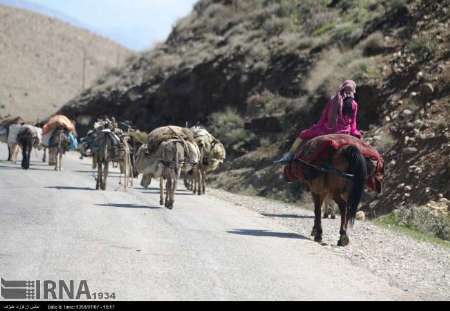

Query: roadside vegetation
[375,207,450,248]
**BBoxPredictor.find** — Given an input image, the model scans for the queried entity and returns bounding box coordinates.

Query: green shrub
[361,31,385,55]
[393,206,450,241]
[388,0,408,12]
[313,22,336,36]
[331,22,362,45]
[246,91,273,117]
[408,36,437,62]
[208,108,257,154]
[348,58,381,82]
[263,16,290,36]
[203,3,227,19]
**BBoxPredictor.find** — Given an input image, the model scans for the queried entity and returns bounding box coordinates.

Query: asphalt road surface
[0,145,413,301]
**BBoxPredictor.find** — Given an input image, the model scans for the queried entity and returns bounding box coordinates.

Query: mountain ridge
[58,0,449,221]
[0,4,133,121]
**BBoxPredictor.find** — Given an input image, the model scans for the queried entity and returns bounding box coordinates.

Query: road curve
[0,145,413,301]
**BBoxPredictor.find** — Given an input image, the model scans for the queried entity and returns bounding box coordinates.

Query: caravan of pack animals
[0,114,226,210]
[0,96,384,247]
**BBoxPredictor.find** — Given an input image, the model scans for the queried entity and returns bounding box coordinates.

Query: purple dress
[299,99,362,140]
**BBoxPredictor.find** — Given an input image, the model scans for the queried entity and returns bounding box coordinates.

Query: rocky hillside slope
[59,0,449,221]
[0,4,133,121]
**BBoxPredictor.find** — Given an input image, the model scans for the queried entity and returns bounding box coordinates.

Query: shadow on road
[0,164,53,171]
[140,190,194,196]
[96,203,161,209]
[46,186,95,191]
[261,213,314,219]
[227,229,308,240]
[74,170,122,175]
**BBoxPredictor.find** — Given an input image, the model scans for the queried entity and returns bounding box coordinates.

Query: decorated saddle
[284,134,384,193]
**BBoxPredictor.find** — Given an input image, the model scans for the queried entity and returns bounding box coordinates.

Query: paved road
[0,145,413,301]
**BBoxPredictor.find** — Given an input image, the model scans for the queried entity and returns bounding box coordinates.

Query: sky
[25,0,198,51]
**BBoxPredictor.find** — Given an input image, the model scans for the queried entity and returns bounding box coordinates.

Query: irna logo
[1,278,91,300]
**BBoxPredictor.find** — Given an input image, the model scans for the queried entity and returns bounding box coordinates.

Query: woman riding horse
[276,80,362,163]
[278,80,374,247]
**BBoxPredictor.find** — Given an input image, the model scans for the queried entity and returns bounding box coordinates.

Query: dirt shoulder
[208,188,450,301]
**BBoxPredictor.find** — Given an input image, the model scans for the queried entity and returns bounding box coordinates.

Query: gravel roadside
[208,188,450,301]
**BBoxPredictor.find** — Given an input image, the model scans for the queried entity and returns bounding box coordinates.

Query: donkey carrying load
[90,120,133,191]
[16,125,42,170]
[1,122,42,170]
[189,126,226,195]
[0,116,25,162]
[42,115,77,171]
[284,134,384,246]
[135,126,200,209]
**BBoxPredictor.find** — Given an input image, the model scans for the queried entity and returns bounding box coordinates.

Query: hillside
[0,4,133,121]
[58,0,449,228]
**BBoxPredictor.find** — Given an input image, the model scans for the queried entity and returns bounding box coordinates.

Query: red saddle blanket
[284,134,384,193]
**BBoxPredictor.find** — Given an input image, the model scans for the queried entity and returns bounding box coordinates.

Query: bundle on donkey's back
[41,114,77,171]
[135,126,201,209]
[188,126,226,195]
[88,117,133,191]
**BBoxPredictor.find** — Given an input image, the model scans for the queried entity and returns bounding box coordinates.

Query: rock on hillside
[58,0,449,219]
[0,4,133,121]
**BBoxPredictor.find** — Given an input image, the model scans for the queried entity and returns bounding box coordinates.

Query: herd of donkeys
[0,114,226,209]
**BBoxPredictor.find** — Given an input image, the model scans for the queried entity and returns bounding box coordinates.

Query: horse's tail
[342,145,367,224]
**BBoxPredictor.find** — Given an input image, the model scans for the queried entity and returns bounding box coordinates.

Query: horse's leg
[54,150,58,171]
[195,168,200,195]
[27,144,32,169]
[193,168,198,195]
[201,168,206,195]
[193,168,199,195]
[159,176,165,206]
[12,144,19,163]
[102,161,108,190]
[56,151,60,171]
[126,152,133,188]
[311,193,324,243]
[184,172,190,190]
[118,160,123,186]
[21,143,28,169]
[50,148,55,167]
[48,148,52,165]
[42,148,47,163]
[197,167,203,195]
[166,172,174,209]
[9,144,14,162]
[323,200,330,219]
[170,169,178,208]
[96,159,101,190]
[165,176,170,208]
[7,144,11,161]
[331,203,336,219]
[335,197,350,247]
[121,159,126,190]
[58,151,63,171]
